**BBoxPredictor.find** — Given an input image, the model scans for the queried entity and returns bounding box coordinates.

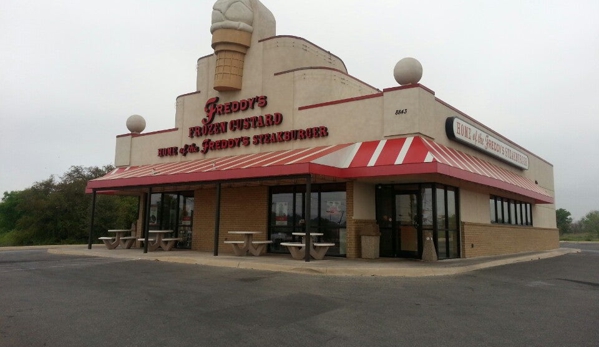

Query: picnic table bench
[280,232,334,260]
[225,231,272,256]
[280,242,335,260]
[99,229,137,250]
[138,230,182,251]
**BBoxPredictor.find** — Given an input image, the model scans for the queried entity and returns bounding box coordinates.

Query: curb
[43,247,581,277]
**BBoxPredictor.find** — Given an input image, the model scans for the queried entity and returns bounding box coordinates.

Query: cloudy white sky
[1,0,598,220]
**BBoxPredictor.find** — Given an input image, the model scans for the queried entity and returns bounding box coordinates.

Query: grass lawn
[560,232,599,242]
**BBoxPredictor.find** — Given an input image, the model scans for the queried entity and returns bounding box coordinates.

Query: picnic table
[281,232,335,260]
[138,230,182,251]
[98,229,137,250]
[224,231,272,256]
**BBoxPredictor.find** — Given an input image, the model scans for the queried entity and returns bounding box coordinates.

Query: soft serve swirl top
[211,0,254,33]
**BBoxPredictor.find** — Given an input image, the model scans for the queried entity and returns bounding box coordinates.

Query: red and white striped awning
[313,136,552,203]
[87,143,350,191]
[313,136,435,168]
[87,136,552,203]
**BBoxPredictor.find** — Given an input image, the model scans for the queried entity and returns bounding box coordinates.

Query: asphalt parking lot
[1,243,598,347]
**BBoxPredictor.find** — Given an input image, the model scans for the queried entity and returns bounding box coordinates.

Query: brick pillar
[134,193,147,248]
[346,182,358,258]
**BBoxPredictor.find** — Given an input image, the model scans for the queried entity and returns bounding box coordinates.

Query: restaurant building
[86,0,558,260]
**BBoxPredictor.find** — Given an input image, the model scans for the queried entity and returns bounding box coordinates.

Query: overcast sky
[1,0,598,220]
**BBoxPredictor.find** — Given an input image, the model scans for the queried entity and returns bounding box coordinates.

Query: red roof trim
[383,83,436,95]
[298,93,383,111]
[116,128,179,138]
[197,53,214,62]
[176,90,201,99]
[275,66,380,92]
[258,35,348,72]
[273,66,342,76]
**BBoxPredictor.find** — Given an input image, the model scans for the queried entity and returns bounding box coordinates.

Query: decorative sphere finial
[393,57,423,85]
[126,114,146,134]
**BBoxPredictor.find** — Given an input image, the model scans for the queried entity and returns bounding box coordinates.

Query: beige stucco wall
[459,189,491,224]
[383,87,437,139]
[114,136,132,167]
[534,203,557,228]
[117,35,380,165]
[261,37,347,75]
[293,96,383,146]
[352,182,376,220]
[176,92,203,131]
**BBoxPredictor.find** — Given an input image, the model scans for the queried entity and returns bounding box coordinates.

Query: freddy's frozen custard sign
[157,96,329,157]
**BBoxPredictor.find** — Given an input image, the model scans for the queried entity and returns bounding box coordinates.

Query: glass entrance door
[148,192,194,249]
[377,188,421,258]
[396,192,420,258]
[178,196,194,249]
[377,184,460,259]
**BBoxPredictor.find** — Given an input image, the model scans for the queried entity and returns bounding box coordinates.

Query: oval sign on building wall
[445,117,529,170]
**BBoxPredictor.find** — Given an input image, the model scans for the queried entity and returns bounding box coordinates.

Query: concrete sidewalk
[3,244,572,277]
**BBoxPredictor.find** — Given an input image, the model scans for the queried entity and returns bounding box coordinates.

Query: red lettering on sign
[157,146,179,157]
[201,95,268,125]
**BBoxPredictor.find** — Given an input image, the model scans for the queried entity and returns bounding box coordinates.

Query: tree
[0,191,25,233]
[580,210,599,237]
[0,165,139,246]
[570,220,583,234]
[556,208,572,235]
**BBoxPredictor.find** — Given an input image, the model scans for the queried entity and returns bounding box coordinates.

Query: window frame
[490,195,533,226]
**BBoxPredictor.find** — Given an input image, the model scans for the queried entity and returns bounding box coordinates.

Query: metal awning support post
[304,175,312,262]
[87,189,97,249]
[214,182,222,256]
[143,187,152,253]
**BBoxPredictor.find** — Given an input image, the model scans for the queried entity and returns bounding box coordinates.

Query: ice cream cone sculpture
[211,0,255,92]
[211,28,252,91]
